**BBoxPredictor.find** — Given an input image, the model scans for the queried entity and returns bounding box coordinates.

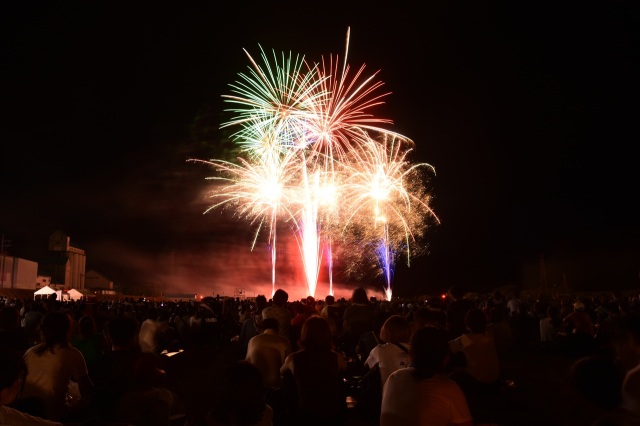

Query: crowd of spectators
[0,285,639,425]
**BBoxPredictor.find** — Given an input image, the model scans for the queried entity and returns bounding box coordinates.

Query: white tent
[66,288,86,301]
[34,285,62,301]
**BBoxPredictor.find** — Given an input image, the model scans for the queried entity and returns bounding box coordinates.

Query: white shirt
[381,368,473,426]
[365,342,411,387]
[22,344,90,421]
[246,330,292,388]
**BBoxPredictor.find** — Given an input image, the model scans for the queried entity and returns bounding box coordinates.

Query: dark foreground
[164,342,587,426]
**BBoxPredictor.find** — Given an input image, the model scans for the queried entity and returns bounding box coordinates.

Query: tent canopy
[66,288,87,301]
[34,285,62,300]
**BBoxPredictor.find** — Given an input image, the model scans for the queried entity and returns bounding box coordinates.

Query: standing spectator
[19,311,94,421]
[263,289,293,342]
[280,316,348,426]
[381,326,473,426]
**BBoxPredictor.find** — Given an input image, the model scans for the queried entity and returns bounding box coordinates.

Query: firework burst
[194,29,439,300]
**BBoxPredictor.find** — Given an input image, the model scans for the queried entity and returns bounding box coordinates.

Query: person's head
[77,315,97,337]
[272,289,288,306]
[107,316,139,348]
[37,310,72,354]
[373,310,393,337]
[412,307,446,330]
[570,355,622,410]
[449,285,464,301]
[0,346,26,406]
[547,305,560,319]
[379,315,411,344]
[299,316,333,352]
[325,295,335,305]
[465,309,487,333]
[410,327,450,380]
[0,306,21,331]
[208,361,267,426]
[255,295,267,310]
[351,287,369,304]
[260,317,280,334]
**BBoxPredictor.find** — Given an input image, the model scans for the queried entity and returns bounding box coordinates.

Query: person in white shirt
[365,314,411,387]
[245,317,292,388]
[20,311,93,422]
[381,326,473,426]
[0,345,63,425]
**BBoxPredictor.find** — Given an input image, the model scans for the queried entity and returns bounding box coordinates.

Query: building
[0,254,38,290]
[40,230,86,290]
[85,269,115,294]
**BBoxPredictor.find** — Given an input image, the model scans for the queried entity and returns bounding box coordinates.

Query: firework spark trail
[190,150,299,297]
[338,135,439,299]
[196,29,439,299]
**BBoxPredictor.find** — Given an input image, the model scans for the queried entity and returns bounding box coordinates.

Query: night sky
[1,3,638,299]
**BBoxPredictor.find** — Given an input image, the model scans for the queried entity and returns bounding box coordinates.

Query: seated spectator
[92,315,178,425]
[280,315,348,426]
[381,326,473,426]
[355,310,392,365]
[568,354,638,425]
[620,315,640,419]
[0,345,63,425]
[0,305,30,354]
[246,317,292,388]
[340,287,374,359]
[18,310,94,422]
[205,360,273,426]
[540,305,564,343]
[448,308,501,411]
[410,307,446,336]
[263,289,293,343]
[562,300,596,357]
[72,315,110,379]
[238,295,267,357]
[365,314,411,387]
[138,306,177,355]
[486,304,514,362]
[445,285,476,341]
[21,301,45,347]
